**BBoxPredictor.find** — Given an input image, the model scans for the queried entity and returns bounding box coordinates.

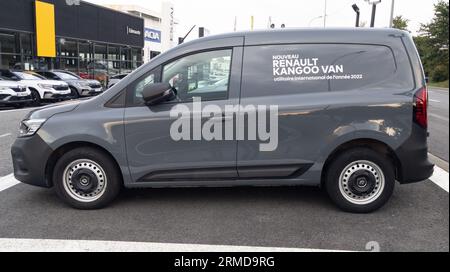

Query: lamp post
[178,25,196,45]
[352,4,360,27]
[365,0,382,28]
[389,0,395,28]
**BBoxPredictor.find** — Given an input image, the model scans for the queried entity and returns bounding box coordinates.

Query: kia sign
[145,28,162,43]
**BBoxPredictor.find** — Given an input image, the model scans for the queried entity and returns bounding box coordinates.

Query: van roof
[180,27,409,47]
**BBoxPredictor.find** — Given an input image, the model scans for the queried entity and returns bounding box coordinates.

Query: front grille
[89,83,102,89]
[11,87,27,92]
[53,85,69,91]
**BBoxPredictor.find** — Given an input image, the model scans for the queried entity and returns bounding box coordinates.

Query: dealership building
[0,0,148,81]
[106,3,177,63]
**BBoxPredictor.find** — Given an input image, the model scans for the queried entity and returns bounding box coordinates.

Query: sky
[85,0,443,40]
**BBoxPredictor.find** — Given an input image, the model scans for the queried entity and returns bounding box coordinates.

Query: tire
[30,89,41,106]
[53,147,122,209]
[70,87,80,99]
[324,148,395,213]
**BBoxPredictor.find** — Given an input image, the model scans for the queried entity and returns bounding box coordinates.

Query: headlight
[18,119,46,138]
[38,83,54,90]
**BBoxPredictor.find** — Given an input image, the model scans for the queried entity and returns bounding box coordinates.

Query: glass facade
[0,30,143,86]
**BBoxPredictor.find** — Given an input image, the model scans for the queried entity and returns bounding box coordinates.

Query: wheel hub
[63,159,107,203]
[71,169,99,194]
[347,170,376,196]
[339,160,385,205]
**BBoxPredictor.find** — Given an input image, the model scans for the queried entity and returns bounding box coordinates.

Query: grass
[429,80,449,89]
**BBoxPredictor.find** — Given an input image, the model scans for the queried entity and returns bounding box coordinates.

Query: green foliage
[416,0,449,83]
[431,65,449,82]
[392,15,409,31]
[429,80,449,88]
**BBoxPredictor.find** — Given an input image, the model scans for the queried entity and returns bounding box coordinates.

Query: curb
[428,86,449,91]
[429,153,449,172]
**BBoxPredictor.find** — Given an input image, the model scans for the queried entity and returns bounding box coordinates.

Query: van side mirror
[142,83,176,105]
[425,77,429,84]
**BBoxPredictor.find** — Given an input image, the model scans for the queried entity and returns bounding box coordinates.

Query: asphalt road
[0,107,34,177]
[428,88,449,162]
[0,89,448,252]
[0,179,447,252]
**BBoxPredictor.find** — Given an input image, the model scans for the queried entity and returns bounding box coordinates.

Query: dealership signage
[127,26,142,36]
[65,0,80,5]
[145,28,162,43]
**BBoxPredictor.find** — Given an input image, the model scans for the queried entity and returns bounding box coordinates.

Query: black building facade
[0,0,144,82]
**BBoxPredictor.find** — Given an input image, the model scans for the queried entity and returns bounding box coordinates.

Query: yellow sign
[35,0,56,58]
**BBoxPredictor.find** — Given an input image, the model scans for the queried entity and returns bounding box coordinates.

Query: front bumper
[395,124,435,184]
[11,134,54,188]
[43,92,72,100]
[80,88,103,97]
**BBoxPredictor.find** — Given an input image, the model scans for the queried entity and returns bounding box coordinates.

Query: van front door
[124,48,243,184]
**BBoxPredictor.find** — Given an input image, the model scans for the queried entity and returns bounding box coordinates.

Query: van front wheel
[53,147,122,209]
[325,148,395,213]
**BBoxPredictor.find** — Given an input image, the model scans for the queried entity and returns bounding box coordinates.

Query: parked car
[35,70,103,98]
[0,70,70,106]
[0,77,32,108]
[79,61,110,86]
[11,29,434,212]
[108,73,129,89]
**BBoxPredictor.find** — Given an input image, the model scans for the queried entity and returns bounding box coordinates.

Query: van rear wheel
[53,147,122,209]
[325,148,395,213]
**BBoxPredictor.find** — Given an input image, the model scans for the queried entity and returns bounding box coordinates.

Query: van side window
[135,74,155,100]
[131,67,161,105]
[162,49,232,102]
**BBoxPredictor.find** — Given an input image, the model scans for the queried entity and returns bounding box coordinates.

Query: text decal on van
[272,54,363,82]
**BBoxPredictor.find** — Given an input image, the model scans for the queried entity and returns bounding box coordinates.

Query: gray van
[11,29,434,213]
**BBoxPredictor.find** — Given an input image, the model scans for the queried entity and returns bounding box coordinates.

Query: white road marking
[0,174,20,192]
[429,166,449,193]
[429,113,449,122]
[0,238,349,252]
[429,99,440,103]
[0,133,12,138]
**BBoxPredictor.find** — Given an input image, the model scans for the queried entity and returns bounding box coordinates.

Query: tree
[421,1,449,51]
[392,15,409,31]
[417,1,449,82]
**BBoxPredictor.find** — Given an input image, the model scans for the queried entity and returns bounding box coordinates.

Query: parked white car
[0,77,32,108]
[0,70,71,106]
